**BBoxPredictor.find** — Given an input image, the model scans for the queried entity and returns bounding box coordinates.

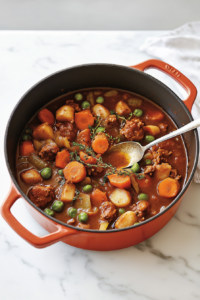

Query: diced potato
[99,222,109,230]
[79,176,92,186]
[87,92,94,107]
[61,183,76,202]
[128,98,142,106]
[74,193,91,210]
[143,125,160,136]
[115,211,138,229]
[56,105,75,122]
[146,110,164,121]
[33,139,45,151]
[54,131,70,149]
[92,104,110,119]
[110,188,131,207]
[33,123,54,140]
[154,163,172,181]
[63,137,70,149]
[115,101,131,116]
[104,90,118,97]
[20,169,42,184]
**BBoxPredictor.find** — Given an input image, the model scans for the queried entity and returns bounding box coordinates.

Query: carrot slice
[92,134,109,154]
[38,109,55,125]
[55,149,70,169]
[80,151,97,164]
[158,178,180,198]
[63,161,86,183]
[146,110,164,121]
[20,140,35,156]
[108,174,131,189]
[91,189,108,206]
[77,128,91,146]
[75,110,94,130]
[135,174,152,190]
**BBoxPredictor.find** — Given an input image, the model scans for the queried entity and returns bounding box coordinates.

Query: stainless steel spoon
[108,117,200,168]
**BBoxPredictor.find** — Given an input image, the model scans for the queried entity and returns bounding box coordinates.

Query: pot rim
[4,62,199,233]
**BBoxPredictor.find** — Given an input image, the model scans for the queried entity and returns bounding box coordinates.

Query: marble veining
[0,31,200,300]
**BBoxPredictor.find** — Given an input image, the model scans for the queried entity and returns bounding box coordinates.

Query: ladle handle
[143,117,200,151]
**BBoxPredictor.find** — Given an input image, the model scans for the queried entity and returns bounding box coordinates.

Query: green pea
[44,208,54,217]
[82,101,90,109]
[41,167,52,179]
[68,207,77,218]
[119,208,125,215]
[96,127,105,133]
[145,135,155,143]
[138,193,149,201]
[75,93,83,101]
[22,133,31,141]
[131,162,140,173]
[78,212,88,222]
[83,185,93,193]
[52,200,64,212]
[134,109,143,117]
[134,222,139,225]
[24,128,33,135]
[145,159,152,165]
[58,169,64,176]
[96,96,104,104]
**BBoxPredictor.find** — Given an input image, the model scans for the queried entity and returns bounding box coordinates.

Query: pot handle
[0,184,77,248]
[131,59,197,112]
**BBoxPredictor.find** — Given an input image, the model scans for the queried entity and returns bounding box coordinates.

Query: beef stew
[16,88,187,230]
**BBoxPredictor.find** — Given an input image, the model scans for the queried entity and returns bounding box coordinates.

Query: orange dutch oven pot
[1,59,199,250]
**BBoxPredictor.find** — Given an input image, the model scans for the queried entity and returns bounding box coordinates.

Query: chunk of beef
[132,201,150,219]
[159,123,168,132]
[120,118,144,141]
[39,141,59,161]
[152,148,172,165]
[144,165,156,175]
[170,169,181,180]
[66,100,81,112]
[29,185,54,208]
[56,121,77,141]
[100,201,117,222]
[104,115,118,128]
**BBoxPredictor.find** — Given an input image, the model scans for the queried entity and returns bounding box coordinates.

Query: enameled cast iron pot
[1,59,199,250]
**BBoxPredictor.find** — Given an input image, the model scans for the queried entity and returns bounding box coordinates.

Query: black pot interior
[5,64,199,229]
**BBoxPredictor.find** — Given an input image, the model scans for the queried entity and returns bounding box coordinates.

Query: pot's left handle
[0,184,77,248]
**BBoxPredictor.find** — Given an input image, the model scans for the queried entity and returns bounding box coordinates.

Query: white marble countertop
[1,31,200,300]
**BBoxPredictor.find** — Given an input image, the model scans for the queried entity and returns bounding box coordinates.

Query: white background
[0,0,200,30]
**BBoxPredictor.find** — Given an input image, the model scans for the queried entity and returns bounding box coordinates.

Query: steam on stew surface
[16,88,187,230]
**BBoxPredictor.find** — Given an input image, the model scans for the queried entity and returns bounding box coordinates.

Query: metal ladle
[108,117,200,168]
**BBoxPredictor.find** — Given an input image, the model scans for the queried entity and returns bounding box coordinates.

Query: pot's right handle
[131,59,197,112]
[0,183,78,248]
